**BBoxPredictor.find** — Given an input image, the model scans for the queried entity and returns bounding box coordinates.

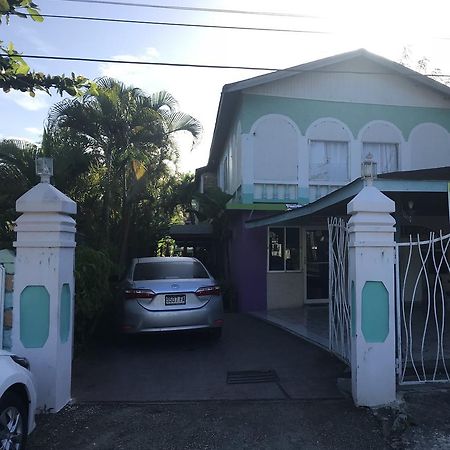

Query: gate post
[12,180,76,412]
[347,185,396,407]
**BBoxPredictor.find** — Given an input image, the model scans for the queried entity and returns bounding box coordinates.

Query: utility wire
[12,54,450,77]
[18,12,450,41]
[27,13,329,35]
[53,0,320,19]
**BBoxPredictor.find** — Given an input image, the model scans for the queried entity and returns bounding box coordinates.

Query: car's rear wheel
[0,391,28,450]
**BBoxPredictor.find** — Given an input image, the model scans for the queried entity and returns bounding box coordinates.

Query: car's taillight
[196,285,221,297]
[124,289,155,300]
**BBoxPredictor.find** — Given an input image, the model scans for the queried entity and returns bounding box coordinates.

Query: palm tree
[47,77,202,263]
[0,139,38,245]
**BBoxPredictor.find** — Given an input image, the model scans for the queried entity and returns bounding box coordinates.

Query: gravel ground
[28,399,389,450]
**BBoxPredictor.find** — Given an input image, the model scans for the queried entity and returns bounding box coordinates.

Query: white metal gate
[0,264,5,349]
[396,231,450,384]
[328,217,351,364]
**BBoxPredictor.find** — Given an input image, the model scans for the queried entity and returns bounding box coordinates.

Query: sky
[2,0,450,173]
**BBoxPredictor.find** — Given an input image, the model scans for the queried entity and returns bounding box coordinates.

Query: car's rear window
[133,261,209,280]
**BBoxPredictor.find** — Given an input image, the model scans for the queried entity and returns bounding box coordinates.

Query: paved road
[28,314,391,449]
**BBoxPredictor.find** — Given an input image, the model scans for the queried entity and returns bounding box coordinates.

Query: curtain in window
[362,143,398,174]
[309,141,348,182]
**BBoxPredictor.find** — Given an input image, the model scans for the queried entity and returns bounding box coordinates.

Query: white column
[12,182,76,412]
[347,184,397,407]
[241,134,254,203]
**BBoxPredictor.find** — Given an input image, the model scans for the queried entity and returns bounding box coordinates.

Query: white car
[0,350,36,450]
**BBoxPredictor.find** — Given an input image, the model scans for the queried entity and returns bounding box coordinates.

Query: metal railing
[253,182,298,202]
[396,231,450,384]
[328,217,351,364]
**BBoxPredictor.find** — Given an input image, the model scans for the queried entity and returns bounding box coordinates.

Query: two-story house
[196,49,450,313]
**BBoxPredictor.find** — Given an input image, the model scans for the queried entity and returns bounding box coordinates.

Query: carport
[244,167,450,359]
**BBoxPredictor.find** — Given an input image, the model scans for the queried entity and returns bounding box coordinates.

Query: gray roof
[207,48,450,169]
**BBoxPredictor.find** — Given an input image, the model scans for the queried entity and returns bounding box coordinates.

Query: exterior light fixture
[35,157,54,183]
[361,153,377,185]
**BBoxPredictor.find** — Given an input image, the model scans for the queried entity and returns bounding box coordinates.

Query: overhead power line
[27,13,329,35]
[12,54,450,78]
[53,0,319,19]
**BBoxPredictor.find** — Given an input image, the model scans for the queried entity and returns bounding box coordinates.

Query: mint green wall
[20,285,50,348]
[240,94,450,138]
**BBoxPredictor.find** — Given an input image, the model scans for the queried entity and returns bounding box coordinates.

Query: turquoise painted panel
[20,286,50,348]
[241,94,450,138]
[351,281,356,338]
[60,284,71,343]
[361,281,389,343]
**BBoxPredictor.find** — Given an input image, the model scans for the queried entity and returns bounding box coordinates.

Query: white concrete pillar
[347,185,396,407]
[241,134,254,203]
[12,182,76,412]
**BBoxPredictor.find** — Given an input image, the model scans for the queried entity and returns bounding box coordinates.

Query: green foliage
[157,236,176,256]
[47,77,202,266]
[192,186,233,223]
[0,77,203,347]
[74,245,114,352]
[0,0,95,95]
[0,139,38,244]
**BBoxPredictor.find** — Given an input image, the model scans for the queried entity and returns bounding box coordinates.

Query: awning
[245,175,450,229]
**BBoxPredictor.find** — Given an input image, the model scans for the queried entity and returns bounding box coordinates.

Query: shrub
[74,245,114,353]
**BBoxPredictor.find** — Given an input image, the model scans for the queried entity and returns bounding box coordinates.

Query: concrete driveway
[28,313,392,449]
[71,313,347,402]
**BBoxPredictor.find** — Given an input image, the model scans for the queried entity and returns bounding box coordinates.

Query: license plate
[165,294,186,305]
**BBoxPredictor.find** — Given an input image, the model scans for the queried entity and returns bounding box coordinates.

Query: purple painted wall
[228,211,270,312]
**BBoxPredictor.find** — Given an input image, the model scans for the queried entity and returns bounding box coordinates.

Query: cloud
[5,91,51,112]
[25,127,43,138]
[98,48,160,88]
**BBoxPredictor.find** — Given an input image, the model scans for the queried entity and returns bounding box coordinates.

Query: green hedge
[74,246,114,352]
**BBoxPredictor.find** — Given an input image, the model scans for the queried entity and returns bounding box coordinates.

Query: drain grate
[226,369,279,384]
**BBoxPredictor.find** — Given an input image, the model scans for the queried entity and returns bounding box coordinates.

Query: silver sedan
[121,257,224,338]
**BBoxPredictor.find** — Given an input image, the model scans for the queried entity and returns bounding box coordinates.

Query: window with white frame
[309,140,349,183]
[268,227,301,272]
[362,143,398,174]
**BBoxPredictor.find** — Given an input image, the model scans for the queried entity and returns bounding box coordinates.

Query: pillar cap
[347,185,395,215]
[16,183,76,215]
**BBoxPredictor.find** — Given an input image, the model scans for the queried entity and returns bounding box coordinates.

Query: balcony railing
[254,183,298,203]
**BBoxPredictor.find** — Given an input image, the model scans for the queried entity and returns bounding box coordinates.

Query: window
[309,140,349,182]
[362,143,398,174]
[133,261,209,280]
[268,227,301,272]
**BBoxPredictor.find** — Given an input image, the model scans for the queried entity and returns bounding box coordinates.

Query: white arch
[358,120,404,143]
[249,113,302,137]
[409,122,450,170]
[408,122,449,142]
[250,114,301,184]
[305,117,353,142]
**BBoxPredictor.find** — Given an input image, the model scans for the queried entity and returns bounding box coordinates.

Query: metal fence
[328,217,351,365]
[396,231,450,384]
